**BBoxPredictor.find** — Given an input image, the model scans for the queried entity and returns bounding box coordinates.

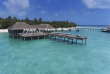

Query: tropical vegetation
[0,16,77,29]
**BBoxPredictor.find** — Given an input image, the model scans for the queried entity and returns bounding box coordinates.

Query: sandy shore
[0,29,8,32]
[0,27,77,33]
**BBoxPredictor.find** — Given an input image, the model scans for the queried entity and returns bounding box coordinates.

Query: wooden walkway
[9,32,48,41]
[49,33,87,45]
[9,32,87,45]
[77,28,101,31]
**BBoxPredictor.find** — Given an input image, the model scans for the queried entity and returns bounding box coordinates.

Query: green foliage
[0,16,77,29]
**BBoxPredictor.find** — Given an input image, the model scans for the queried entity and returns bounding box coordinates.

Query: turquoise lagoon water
[0,30,110,74]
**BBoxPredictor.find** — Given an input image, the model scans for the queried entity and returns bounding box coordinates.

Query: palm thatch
[8,22,55,30]
[8,22,30,30]
[37,24,54,29]
[30,24,54,29]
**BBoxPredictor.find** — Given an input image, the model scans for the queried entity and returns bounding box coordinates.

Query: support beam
[82,39,83,45]
[85,39,87,45]
[24,37,25,41]
[31,37,33,40]
[13,35,14,39]
[68,39,69,43]
[55,36,56,40]
[72,39,73,44]
[76,39,77,44]
[17,35,18,39]
[64,38,65,42]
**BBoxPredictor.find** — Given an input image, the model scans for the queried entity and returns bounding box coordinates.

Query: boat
[101,26,110,32]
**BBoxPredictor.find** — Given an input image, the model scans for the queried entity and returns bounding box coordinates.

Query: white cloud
[83,0,110,9]
[3,0,30,16]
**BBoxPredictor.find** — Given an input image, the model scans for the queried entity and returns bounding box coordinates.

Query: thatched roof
[37,24,54,29]
[30,25,39,29]
[8,22,30,30]
[31,24,54,29]
[8,22,54,30]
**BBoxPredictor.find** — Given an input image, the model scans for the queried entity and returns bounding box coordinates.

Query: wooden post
[76,39,77,44]
[31,37,32,40]
[13,35,14,39]
[17,35,18,39]
[44,36,45,39]
[82,39,83,45]
[38,36,39,40]
[72,39,73,44]
[64,38,65,42]
[55,36,56,40]
[24,37,25,41]
[85,39,87,45]
[51,37,53,40]
[68,39,69,43]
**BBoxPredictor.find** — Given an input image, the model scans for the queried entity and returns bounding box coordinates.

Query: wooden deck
[49,33,87,45]
[77,28,101,31]
[18,33,47,37]
[9,32,48,40]
[9,32,87,45]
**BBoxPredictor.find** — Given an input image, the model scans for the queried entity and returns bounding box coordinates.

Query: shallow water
[0,30,110,74]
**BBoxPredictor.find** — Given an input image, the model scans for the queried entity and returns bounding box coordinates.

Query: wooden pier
[77,28,101,31]
[9,32,48,41]
[9,32,87,45]
[49,33,87,45]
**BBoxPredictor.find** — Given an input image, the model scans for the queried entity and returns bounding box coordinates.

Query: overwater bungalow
[8,22,87,45]
[8,22,55,40]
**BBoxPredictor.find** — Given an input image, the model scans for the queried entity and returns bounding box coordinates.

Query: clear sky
[0,0,110,25]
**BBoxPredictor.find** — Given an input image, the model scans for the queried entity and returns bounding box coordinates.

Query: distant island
[0,16,77,29]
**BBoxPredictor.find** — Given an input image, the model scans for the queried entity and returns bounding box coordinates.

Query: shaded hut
[8,22,55,39]
[31,24,54,29]
[31,24,55,31]
[38,24,54,29]
[8,22,31,37]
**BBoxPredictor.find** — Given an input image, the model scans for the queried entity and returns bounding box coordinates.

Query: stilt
[24,37,25,41]
[76,39,77,44]
[55,36,56,40]
[64,38,65,42]
[72,39,73,44]
[31,37,32,40]
[13,35,14,39]
[82,39,83,45]
[38,36,39,40]
[20,36,22,40]
[85,39,87,45]
[17,35,18,39]
[68,39,69,43]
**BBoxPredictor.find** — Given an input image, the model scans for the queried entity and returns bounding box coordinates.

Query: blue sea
[0,28,110,74]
